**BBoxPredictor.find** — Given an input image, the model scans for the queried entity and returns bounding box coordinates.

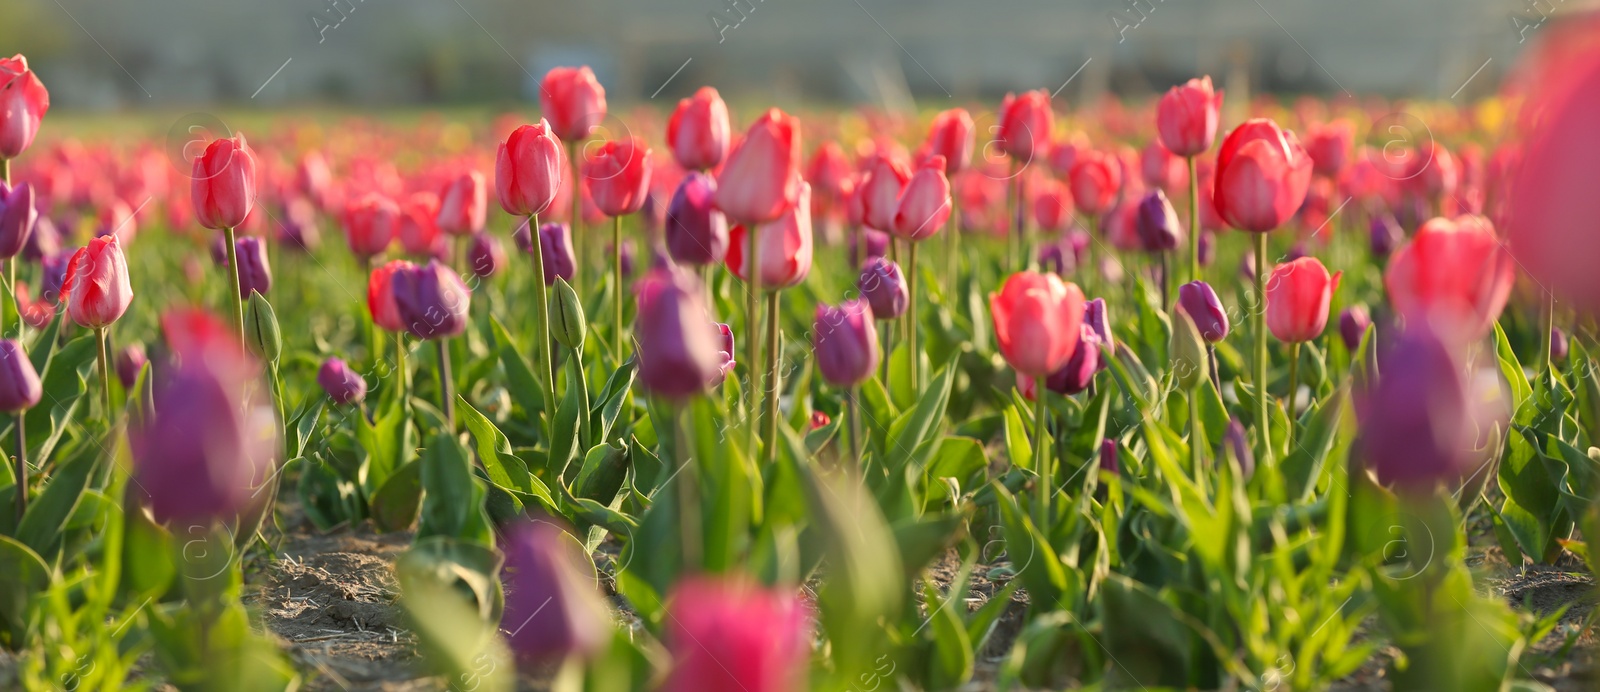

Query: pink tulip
[1155,76,1223,157]
[662,577,809,692]
[0,55,49,159]
[727,182,813,289]
[1385,215,1514,340]
[1213,119,1314,233]
[998,90,1053,162]
[1069,149,1122,218]
[891,156,951,241]
[495,120,565,217]
[716,109,802,225]
[539,66,606,142]
[436,170,486,236]
[859,154,909,231]
[61,235,133,329]
[342,193,398,260]
[1266,256,1340,343]
[924,108,975,175]
[667,86,731,171]
[191,133,259,230]
[584,137,653,217]
[990,271,1086,378]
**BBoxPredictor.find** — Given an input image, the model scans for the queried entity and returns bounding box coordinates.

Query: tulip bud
[857,258,908,320]
[1339,305,1372,352]
[1224,418,1254,478]
[244,291,282,363]
[1100,439,1120,475]
[813,300,879,387]
[116,343,148,389]
[1177,281,1229,342]
[61,235,133,329]
[496,120,566,217]
[1136,189,1183,252]
[550,277,587,350]
[1552,327,1570,363]
[1369,213,1401,258]
[712,322,735,386]
[662,577,809,692]
[665,172,729,266]
[467,232,506,279]
[0,56,49,160]
[191,134,259,231]
[392,259,472,340]
[0,182,38,260]
[667,86,731,171]
[635,268,722,400]
[0,340,42,412]
[584,137,653,217]
[1170,309,1209,391]
[1083,297,1116,361]
[540,66,607,142]
[318,357,367,405]
[235,235,272,296]
[500,520,613,663]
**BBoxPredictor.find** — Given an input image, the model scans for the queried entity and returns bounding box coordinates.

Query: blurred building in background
[6,0,1549,111]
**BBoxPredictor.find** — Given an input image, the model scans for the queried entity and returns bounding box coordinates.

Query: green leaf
[492,316,545,426]
[457,396,556,512]
[371,460,424,532]
[418,433,482,542]
[15,439,97,558]
[589,357,638,445]
[885,360,956,473]
[1003,403,1034,473]
[0,534,50,646]
[550,357,589,481]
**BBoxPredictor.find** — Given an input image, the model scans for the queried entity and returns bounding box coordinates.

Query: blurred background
[6,0,1578,112]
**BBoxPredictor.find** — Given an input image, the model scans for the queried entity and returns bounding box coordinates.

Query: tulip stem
[14,411,26,526]
[764,291,781,465]
[846,386,862,473]
[437,338,454,432]
[1034,375,1051,531]
[96,327,112,422]
[1187,157,1199,283]
[1286,341,1300,449]
[746,226,762,462]
[1188,386,1202,476]
[222,227,247,358]
[1011,159,1026,270]
[1253,232,1271,466]
[527,214,556,440]
[907,241,919,391]
[946,197,959,282]
[613,215,624,364]
[1545,291,1556,372]
[6,256,17,341]
[674,407,702,570]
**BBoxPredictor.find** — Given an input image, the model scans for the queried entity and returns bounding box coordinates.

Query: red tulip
[662,577,809,692]
[367,259,413,332]
[1155,76,1223,157]
[1048,132,1089,178]
[1265,256,1340,343]
[191,133,258,231]
[397,191,442,256]
[1069,149,1122,218]
[342,193,398,260]
[990,271,1086,378]
[924,108,975,175]
[61,235,133,329]
[294,151,333,210]
[1385,215,1513,340]
[1306,119,1354,177]
[859,154,909,232]
[998,90,1053,162]
[667,86,731,171]
[727,182,813,289]
[1140,140,1188,194]
[436,170,486,236]
[804,141,852,205]
[716,108,802,225]
[1213,118,1314,233]
[891,156,951,241]
[0,55,49,159]
[496,120,566,217]
[1033,180,1073,233]
[584,137,652,217]
[539,66,606,142]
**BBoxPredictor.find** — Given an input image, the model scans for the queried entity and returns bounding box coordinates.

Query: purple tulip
[1041,325,1100,395]
[1224,418,1254,479]
[813,299,880,387]
[712,322,736,386]
[116,344,148,390]
[0,182,37,260]
[1067,228,1092,269]
[515,222,576,286]
[1038,241,1067,275]
[392,259,472,340]
[665,172,728,266]
[318,357,368,405]
[852,228,891,268]
[1339,305,1372,352]
[1100,439,1119,475]
[1084,297,1115,361]
[0,340,42,412]
[662,577,809,692]
[209,232,229,267]
[1552,327,1569,363]
[22,214,57,262]
[40,252,70,304]
[609,239,637,279]
[1369,212,1401,258]
[1284,242,1307,263]
[235,235,272,296]
[635,267,722,400]
[500,520,613,663]
[1197,229,1215,266]
[1177,281,1228,343]
[467,232,506,279]
[1239,251,1257,281]
[278,197,320,252]
[1136,189,1183,252]
[857,257,908,319]
[1358,324,1506,490]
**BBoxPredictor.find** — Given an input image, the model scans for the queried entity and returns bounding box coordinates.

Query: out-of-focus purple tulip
[1239,251,1257,281]
[609,239,637,278]
[1284,243,1307,263]
[1552,326,1569,363]
[317,357,367,405]
[1197,229,1215,266]
[1067,228,1091,269]
[662,577,809,692]
[635,267,722,400]
[712,322,736,386]
[665,172,729,266]
[1083,297,1115,361]
[1358,323,1506,490]
[40,252,69,304]
[1136,189,1183,253]
[1369,212,1401,258]
[391,259,472,340]
[116,343,147,389]
[0,340,42,412]
[857,257,908,319]
[813,299,879,387]
[515,222,577,286]
[0,182,38,260]
[851,228,891,268]
[467,232,506,279]
[22,214,57,263]
[209,233,228,267]
[641,187,668,235]
[279,197,320,252]
[1339,305,1372,352]
[500,520,612,663]
[1100,439,1119,475]
[1038,241,1067,275]
[1022,324,1101,396]
[1177,281,1228,342]
[234,235,272,296]
[1224,418,1253,478]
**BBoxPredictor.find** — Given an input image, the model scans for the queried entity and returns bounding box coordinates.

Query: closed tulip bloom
[1369,212,1401,258]
[366,259,413,332]
[317,357,367,405]
[1359,324,1506,490]
[667,86,731,171]
[1265,257,1340,343]
[1156,76,1223,157]
[234,235,272,296]
[1069,150,1122,217]
[712,322,736,386]
[1022,324,1102,397]
[925,108,975,175]
[1033,181,1074,234]
[1384,215,1513,341]
[0,55,50,159]
[859,154,909,232]
[496,120,566,217]
[1339,305,1372,352]
[662,577,809,692]
[436,170,487,236]
[991,271,1086,378]
[0,181,37,259]
[585,137,652,217]
[540,66,607,142]
[501,520,613,663]
[635,267,722,400]
[1083,297,1115,360]
[857,257,908,319]
[813,300,879,387]
[998,90,1054,161]
[1306,119,1354,177]
[892,156,952,241]
[665,172,729,266]
[116,343,147,389]
[1213,119,1314,233]
[716,108,802,225]
[397,192,442,256]
[467,232,506,279]
[515,222,577,286]
[40,252,69,303]
[191,134,258,230]
[1225,418,1254,478]
[343,193,399,260]
[1140,141,1189,192]
[60,235,133,329]
[1177,281,1228,342]
[278,197,320,252]
[392,259,471,340]
[1135,189,1184,252]
[0,340,41,412]
[295,151,333,209]
[727,182,814,289]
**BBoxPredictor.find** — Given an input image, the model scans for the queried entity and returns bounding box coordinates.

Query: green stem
[223,227,245,352]
[527,214,556,440]
[96,327,112,422]
[1034,375,1050,530]
[907,241,919,392]
[846,386,862,474]
[6,256,16,341]
[437,338,454,431]
[613,214,624,363]
[1286,341,1300,450]
[1545,291,1556,372]
[1187,156,1199,283]
[763,291,781,465]
[1253,232,1271,466]
[13,411,25,525]
[396,334,410,408]
[746,225,763,462]
[674,407,702,570]
[1188,385,1202,476]
[946,196,959,282]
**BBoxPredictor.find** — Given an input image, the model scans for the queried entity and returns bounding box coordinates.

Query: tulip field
[9,17,1600,692]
